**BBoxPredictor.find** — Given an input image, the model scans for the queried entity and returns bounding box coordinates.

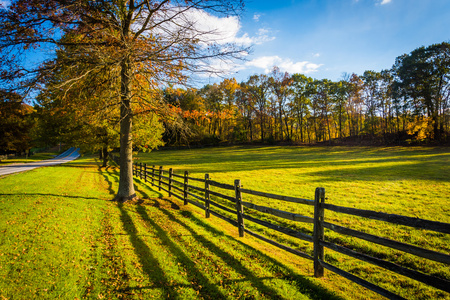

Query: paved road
[0,147,80,177]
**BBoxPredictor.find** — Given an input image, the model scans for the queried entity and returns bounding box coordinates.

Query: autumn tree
[219,78,239,140]
[268,67,292,140]
[361,70,382,136]
[245,74,270,141]
[235,81,255,141]
[0,0,246,201]
[392,42,450,140]
[346,74,365,137]
[200,83,224,137]
[0,90,35,154]
[330,80,349,139]
[291,74,312,142]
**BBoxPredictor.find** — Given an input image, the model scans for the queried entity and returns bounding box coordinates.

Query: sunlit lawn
[1,155,353,300]
[136,145,450,299]
[0,146,448,299]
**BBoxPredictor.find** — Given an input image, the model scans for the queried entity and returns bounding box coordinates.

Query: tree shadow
[133,202,228,299]
[98,165,119,196]
[99,163,344,299]
[98,165,165,200]
[133,177,164,199]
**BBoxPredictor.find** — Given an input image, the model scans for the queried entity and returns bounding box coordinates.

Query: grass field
[0,146,448,299]
[0,154,354,300]
[136,145,450,299]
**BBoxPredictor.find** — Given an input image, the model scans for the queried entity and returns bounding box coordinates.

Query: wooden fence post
[139,163,143,180]
[205,174,210,218]
[158,166,163,191]
[184,171,189,205]
[234,179,245,237]
[169,168,173,197]
[144,163,147,182]
[152,165,155,186]
[313,187,325,278]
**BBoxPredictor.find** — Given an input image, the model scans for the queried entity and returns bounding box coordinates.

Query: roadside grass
[136,145,450,299]
[2,155,357,299]
[0,157,120,299]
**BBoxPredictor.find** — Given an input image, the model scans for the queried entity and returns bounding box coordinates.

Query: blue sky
[222,0,450,82]
[2,0,449,86]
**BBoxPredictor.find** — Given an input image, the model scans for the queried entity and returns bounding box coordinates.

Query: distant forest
[1,42,450,156]
[162,42,450,146]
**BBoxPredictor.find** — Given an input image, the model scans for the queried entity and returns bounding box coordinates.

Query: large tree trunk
[115,56,136,202]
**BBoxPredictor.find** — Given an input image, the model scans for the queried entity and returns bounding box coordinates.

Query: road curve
[0,147,80,177]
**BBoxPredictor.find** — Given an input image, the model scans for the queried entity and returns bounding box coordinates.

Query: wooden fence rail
[108,154,449,299]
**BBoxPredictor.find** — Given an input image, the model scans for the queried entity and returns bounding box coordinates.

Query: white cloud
[154,7,275,47]
[245,56,322,74]
[195,57,247,78]
[354,0,392,5]
[253,14,261,22]
[0,0,10,8]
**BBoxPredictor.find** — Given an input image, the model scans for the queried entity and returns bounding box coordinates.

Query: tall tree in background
[245,74,270,141]
[269,67,292,140]
[0,0,246,201]
[393,42,450,140]
[236,81,255,141]
[361,70,381,136]
[378,70,394,138]
[291,74,312,142]
[0,90,34,154]
[346,74,364,137]
[219,78,239,140]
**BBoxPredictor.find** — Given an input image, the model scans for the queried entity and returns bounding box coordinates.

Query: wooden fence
[111,156,449,299]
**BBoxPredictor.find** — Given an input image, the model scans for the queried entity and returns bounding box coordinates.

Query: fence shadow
[132,202,229,299]
[154,197,344,300]
[116,202,183,299]
[109,150,450,299]
[98,160,342,299]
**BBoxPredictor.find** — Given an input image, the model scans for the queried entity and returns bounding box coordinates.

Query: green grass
[136,145,450,299]
[1,155,354,299]
[0,157,111,299]
[1,146,448,299]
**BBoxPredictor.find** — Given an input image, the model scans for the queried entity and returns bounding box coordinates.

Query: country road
[0,147,80,177]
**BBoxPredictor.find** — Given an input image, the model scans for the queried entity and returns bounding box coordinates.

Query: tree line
[1,41,449,160]
[163,42,450,146]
